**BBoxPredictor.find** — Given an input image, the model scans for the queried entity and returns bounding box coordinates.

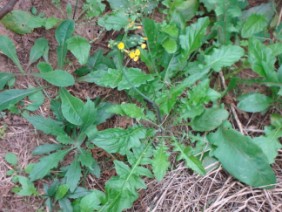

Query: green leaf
[162,38,177,54]
[207,127,276,188]
[0,72,15,90]
[59,88,84,125]
[237,93,272,113]
[55,184,69,200]
[108,103,145,120]
[32,144,62,155]
[80,99,97,132]
[98,11,128,31]
[16,176,37,196]
[173,140,205,175]
[0,35,24,73]
[5,152,18,165]
[92,127,147,155]
[107,0,129,9]
[55,20,75,68]
[205,45,244,72]
[253,136,282,164]
[78,149,100,178]
[152,142,170,181]
[83,0,106,19]
[44,17,60,30]
[65,159,81,192]
[142,18,160,56]
[241,14,268,38]
[29,149,69,181]
[80,190,105,211]
[37,62,53,73]
[25,90,45,111]
[0,10,45,34]
[248,38,276,81]
[241,2,275,23]
[0,88,40,111]
[59,198,73,212]
[37,70,75,87]
[191,108,229,131]
[180,17,210,58]
[29,38,49,65]
[67,36,90,65]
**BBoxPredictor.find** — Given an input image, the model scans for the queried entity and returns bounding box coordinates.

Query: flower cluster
[116,41,146,62]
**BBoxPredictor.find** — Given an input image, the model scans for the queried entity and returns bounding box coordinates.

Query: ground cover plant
[0,0,282,211]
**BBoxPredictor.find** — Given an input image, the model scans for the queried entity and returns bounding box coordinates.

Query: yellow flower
[133,56,139,62]
[117,42,125,50]
[143,37,148,41]
[128,51,136,59]
[141,43,147,49]
[134,49,141,56]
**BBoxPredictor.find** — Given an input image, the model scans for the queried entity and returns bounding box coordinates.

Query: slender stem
[72,0,79,20]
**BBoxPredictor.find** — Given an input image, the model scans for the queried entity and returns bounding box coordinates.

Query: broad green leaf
[83,0,106,18]
[152,142,170,181]
[37,62,53,73]
[180,17,210,58]
[241,2,275,23]
[5,152,18,165]
[16,176,37,196]
[55,20,75,68]
[98,11,128,31]
[253,136,282,164]
[173,141,205,175]
[80,99,97,132]
[107,0,129,9]
[237,93,272,113]
[142,18,160,56]
[65,159,81,192]
[269,43,282,56]
[44,17,60,30]
[0,72,15,89]
[0,10,45,34]
[162,38,177,54]
[208,127,276,188]
[23,113,66,137]
[29,38,49,65]
[55,184,69,200]
[161,24,179,38]
[32,144,62,155]
[205,45,244,72]
[118,68,154,90]
[241,14,268,38]
[0,88,40,111]
[25,90,45,111]
[92,127,147,155]
[67,36,90,65]
[80,190,105,211]
[0,35,24,73]
[108,103,145,120]
[191,108,229,131]
[59,88,84,125]
[37,70,75,87]
[58,198,73,212]
[29,149,69,181]
[248,38,277,81]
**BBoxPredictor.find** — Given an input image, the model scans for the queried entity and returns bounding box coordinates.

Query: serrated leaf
[65,159,81,192]
[80,190,105,211]
[173,141,206,175]
[0,72,15,90]
[237,93,272,113]
[191,108,229,131]
[92,127,147,155]
[108,103,145,120]
[180,17,210,58]
[98,11,128,31]
[32,144,62,155]
[207,127,276,188]
[5,152,18,165]
[0,35,24,73]
[25,90,45,111]
[253,136,282,164]
[37,70,75,87]
[0,10,45,34]
[29,149,69,181]
[67,36,90,65]
[29,38,49,65]
[55,20,75,68]
[59,88,84,125]
[241,14,268,38]
[16,176,37,196]
[152,143,170,181]
[205,45,244,72]
[0,88,40,111]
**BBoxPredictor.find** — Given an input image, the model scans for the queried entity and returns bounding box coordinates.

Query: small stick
[0,0,18,19]
[277,6,282,28]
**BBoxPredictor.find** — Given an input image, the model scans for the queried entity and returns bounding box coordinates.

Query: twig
[277,6,282,28]
[219,71,245,134]
[0,0,18,19]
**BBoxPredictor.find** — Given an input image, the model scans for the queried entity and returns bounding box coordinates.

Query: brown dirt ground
[1,0,282,211]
